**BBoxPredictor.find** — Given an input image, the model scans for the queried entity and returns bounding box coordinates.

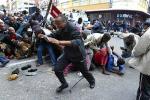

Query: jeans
[37,43,57,68]
[0,56,9,64]
[118,64,125,73]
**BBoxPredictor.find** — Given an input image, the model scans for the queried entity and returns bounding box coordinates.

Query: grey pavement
[0,37,140,100]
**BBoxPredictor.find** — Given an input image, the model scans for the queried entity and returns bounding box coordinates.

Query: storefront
[86,9,150,26]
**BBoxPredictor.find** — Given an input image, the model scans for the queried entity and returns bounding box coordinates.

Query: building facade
[6,0,36,12]
[57,0,110,11]
[57,0,149,26]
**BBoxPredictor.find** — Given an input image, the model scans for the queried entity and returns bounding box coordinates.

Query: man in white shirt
[128,22,150,100]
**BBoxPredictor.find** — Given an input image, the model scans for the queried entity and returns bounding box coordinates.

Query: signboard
[112,0,148,12]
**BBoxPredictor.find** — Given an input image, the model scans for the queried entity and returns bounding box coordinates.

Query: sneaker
[77,72,82,77]
[21,65,31,70]
[3,60,9,65]
[56,83,68,93]
[0,60,9,68]
[28,69,37,72]
[89,82,95,89]
[36,63,43,67]
[11,68,19,74]
[102,71,110,75]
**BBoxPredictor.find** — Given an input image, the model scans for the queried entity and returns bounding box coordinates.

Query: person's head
[101,34,111,43]
[33,27,44,36]
[143,21,150,30]
[17,16,24,22]
[3,9,6,15]
[9,16,16,23]
[78,17,83,24]
[117,58,125,66]
[54,14,68,29]
[22,10,28,15]
[35,8,41,14]
[126,35,134,45]
[92,20,96,25]
[0,19,4,30]
[8,27,15,34]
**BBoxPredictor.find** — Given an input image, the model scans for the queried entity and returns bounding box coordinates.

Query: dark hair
[127,35,134,41]
[33,27,44,35]
[130,27,140,33]
[35,8,40,13]
[22,10,28,15]
[3,9,6,13]
[117,58,125,65]
[56,14,68,23]
[103,34,111,40]
[78,17,83,24]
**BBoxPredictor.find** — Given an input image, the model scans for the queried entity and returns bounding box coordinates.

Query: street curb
[6,58,37,68]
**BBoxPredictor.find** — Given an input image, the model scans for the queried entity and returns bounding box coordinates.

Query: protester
[84,33,111,75]
[6,16,20,31]
[29,8,43,24]
[91,19,104,33]
[40,14,95,93]
[0,42,9,67]
[0,19,7,41]
[75,17,83,32]
[114,32,140,58]
[34,27,57,69]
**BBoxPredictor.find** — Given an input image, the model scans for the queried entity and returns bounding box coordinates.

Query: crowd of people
[0,7,150,99]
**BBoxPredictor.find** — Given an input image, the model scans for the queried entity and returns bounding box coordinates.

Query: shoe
[129,66,135,69]
[21,65,31,70]
[36,63,43,67]
[0,60,9,68]
[28,68,37,72]
[56,83,68,93]
[89,82,95,89]
[77,72,82,77]
[102,71,110,75]
[118,72,124,76]
[11,68,19,74]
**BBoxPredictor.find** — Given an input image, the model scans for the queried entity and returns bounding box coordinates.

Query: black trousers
[137,73,150,100]
[54,54,95,85]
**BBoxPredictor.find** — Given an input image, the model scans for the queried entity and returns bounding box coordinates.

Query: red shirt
[9,34,16,40]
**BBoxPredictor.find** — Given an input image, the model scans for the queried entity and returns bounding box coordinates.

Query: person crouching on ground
[84,33,111,75]
[0,42,9,67]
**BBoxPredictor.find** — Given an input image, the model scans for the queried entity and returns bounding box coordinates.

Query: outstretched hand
[47,37,60,45]
[37,34,44,38]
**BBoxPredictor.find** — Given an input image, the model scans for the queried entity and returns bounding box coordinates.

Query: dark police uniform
[51,22,95,85]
